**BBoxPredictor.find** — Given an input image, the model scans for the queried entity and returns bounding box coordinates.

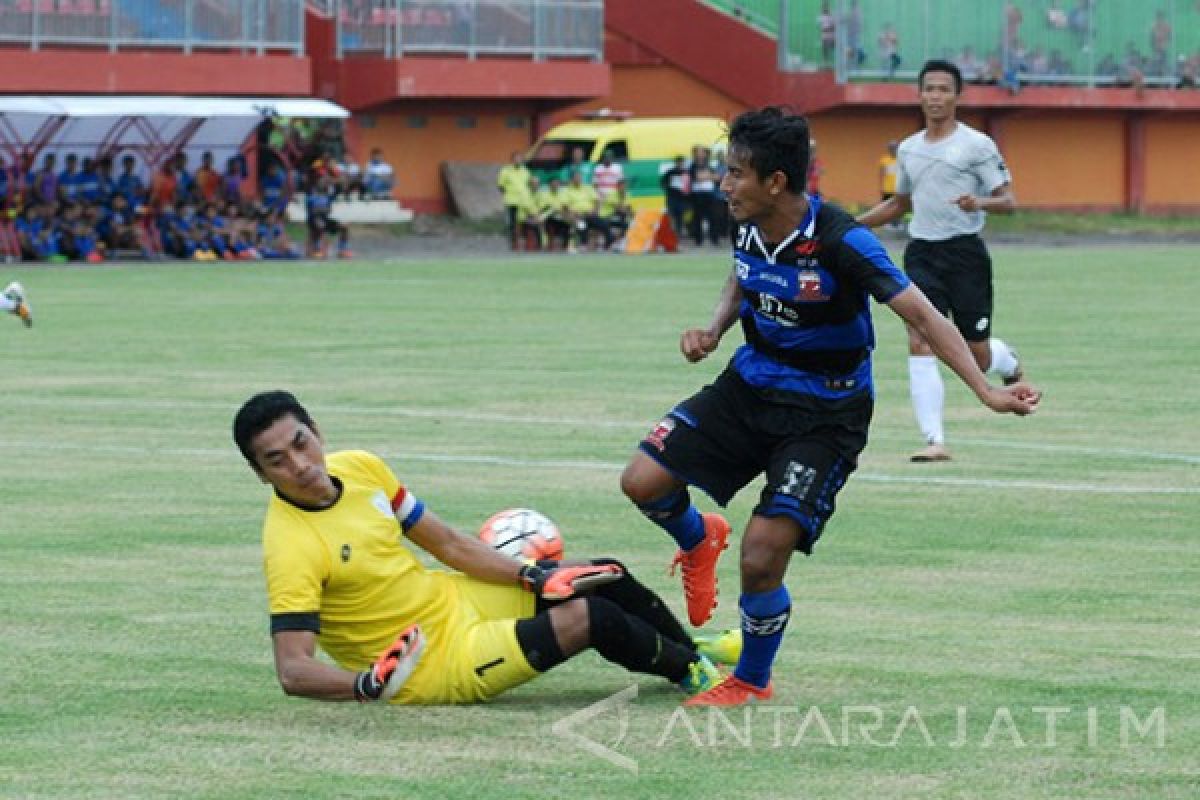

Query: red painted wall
[0,50,311,95]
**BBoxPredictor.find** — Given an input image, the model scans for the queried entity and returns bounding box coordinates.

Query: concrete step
[286,199,414,224]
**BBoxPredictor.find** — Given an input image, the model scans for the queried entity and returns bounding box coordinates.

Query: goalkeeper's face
[248,413,338,507]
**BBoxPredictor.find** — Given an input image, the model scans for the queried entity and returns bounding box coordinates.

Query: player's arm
[954,182,1015,214]
[887,284,1040,415]
[272,626,424,703]
[272,629,360,701]
[856,192,911,227]
[405,508,526,584]
[681,268,743,363]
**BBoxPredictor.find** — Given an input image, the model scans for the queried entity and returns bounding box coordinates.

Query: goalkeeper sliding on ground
[233,390,740,705]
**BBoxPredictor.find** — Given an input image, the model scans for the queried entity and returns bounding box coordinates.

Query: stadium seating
[704,0,1200,84]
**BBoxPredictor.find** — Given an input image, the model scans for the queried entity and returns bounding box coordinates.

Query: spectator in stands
[261,163,289,214]
[256,208,300,260]
[339,156,365,201]
[58,154,82,202]
[194,152,221,204]
[222,157,246,205]
[497,151,532,250]
[956,46,983,83]
[1149,11,1172,76]
[174,153,194,203]
[1046,0,1068,29]
[364,148,395,199]
[878,23,901,79]
[306,173,351,259]
[687,146,720,248]
[592,149,624,202]
[30,154,58,206]
[151,160,179,211]
[1069,0,1092,48]
[660,154,689,239]
[842,0,864,68]
[818,2,836,66]
[1004,2,1022,50]
[58,201,103,263]
[596,178,633,251]
[117,155,146,208]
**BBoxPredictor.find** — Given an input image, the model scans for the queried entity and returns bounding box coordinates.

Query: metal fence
[708,0,1200,88]
[337,0,603,60]
[0,0,305,53]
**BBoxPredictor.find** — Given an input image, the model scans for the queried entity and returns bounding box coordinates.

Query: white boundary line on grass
[4,441,1197,495]
[5,395,1200,465]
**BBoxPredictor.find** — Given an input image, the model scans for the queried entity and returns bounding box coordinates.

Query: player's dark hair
[727,106,810,195]
[233,390,316,466]
[918,59,963,94]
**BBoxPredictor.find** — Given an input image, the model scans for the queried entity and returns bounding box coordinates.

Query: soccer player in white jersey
[858,59,1025,462]
[2,281,32,327]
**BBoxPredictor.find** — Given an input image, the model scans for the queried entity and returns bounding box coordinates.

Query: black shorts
[903,234,993,341]
[638,368,871,553]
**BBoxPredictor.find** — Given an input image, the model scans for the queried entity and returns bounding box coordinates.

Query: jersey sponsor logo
[796,269,831,303]
[734,257,751,280]
[779,461,818,501]
[371,490,393,518]
[643,417,675,452]
[340,544,352,563]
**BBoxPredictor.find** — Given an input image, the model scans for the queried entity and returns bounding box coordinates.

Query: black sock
[587,596,695,683]
[589,558,695,650]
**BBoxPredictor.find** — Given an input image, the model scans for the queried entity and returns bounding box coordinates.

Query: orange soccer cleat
[669,512,731,626]
[683,674,773,707]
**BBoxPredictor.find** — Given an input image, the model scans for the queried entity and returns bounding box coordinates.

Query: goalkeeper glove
[517,562,624,600]
[354,623,425,703]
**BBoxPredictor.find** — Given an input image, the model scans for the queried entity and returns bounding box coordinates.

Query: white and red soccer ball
[478,508,564,561]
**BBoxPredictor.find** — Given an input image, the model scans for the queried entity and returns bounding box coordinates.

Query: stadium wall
[351,99,540,215]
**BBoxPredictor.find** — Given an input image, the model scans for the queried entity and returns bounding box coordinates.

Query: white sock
[987,338,1019,379]
[909,355,945,445]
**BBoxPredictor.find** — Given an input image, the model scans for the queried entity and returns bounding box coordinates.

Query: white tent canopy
[0,95,349,171]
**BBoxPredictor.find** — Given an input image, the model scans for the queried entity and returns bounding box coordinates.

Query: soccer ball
[478,508,564,562]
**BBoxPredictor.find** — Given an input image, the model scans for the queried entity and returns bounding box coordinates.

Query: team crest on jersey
[795,270,830,302]
[644,417,675,452]
[371,490,392,518]
[340,544,352,563]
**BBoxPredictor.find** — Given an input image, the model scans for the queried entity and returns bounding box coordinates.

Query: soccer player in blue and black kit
[620,107,1042,707]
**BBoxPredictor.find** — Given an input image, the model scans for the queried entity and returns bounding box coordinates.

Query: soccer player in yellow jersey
[233,390,729,705]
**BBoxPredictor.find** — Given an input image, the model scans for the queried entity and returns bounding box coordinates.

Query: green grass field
[1,246,1196,799]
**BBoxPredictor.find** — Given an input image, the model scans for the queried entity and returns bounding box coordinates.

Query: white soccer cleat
[3,281,32,327]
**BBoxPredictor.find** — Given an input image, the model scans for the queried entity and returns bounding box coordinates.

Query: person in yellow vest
[496,152,532,249]
[536,176,569,250]
[597,178,633,250]
[878,140,901,229]
[561,169,600,253]
[514,174,544,250]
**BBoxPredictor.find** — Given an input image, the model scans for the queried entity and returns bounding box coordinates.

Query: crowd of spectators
[808,0,1200,90]
[2,116,399,264]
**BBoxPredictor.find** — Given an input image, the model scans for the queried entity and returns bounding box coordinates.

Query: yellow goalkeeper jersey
[261,449,533,703]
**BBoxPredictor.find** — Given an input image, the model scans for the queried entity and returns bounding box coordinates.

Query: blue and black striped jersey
[730,196,909,400]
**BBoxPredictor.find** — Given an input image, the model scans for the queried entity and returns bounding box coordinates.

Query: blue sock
[636,489,705,551]
[734,586,791,689]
